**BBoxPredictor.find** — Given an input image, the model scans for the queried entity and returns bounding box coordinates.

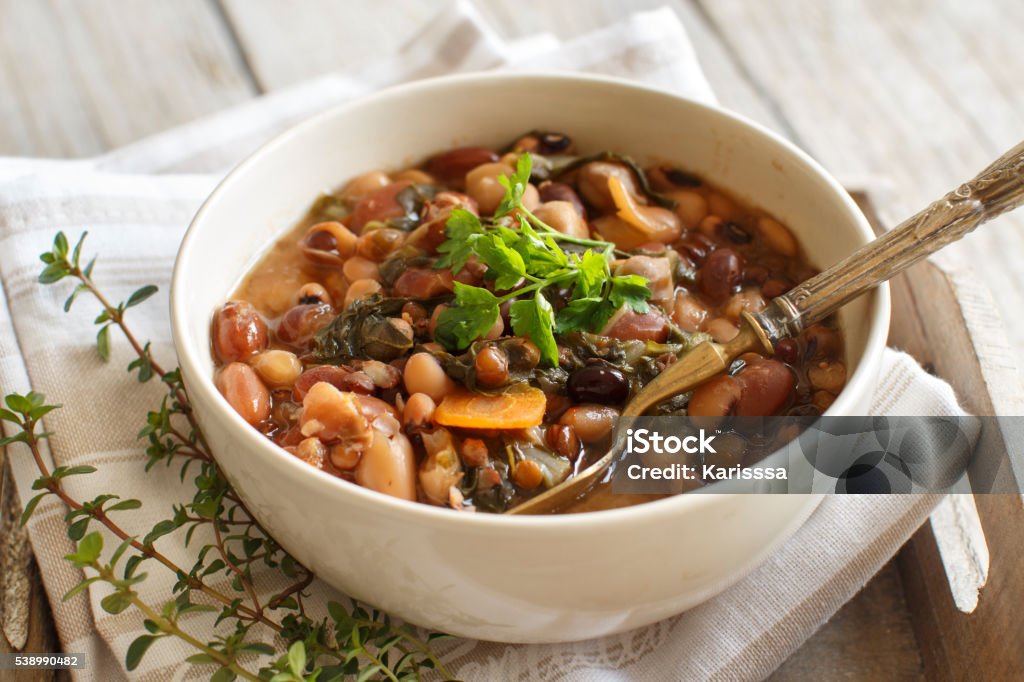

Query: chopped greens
[433,153,651,365]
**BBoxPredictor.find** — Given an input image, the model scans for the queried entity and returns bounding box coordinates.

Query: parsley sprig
[433,153,651,366]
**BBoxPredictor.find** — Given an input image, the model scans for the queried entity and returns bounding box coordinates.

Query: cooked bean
[698,214,723,238]
[513,131,574,155]
[559,405,619,444]
[300,382,372,444]
[774,338,799,365]
[474,346,510,388]
[403,353,457,402]
[250,350,303,388]
[532,201,589,239]
[723,288,766,320]
[296,437,327,468]
[419,428,463,505]
[402,392,436,432]
[296,282,332,306]
[567,365,629,405]
[292,365,373,401]
[355,427,416,501]
[671,291,709,332]
[342,256,381,283]
[339,171,390,202]
[812,390,836,413]
[356,227,405,262]
[466,162,515,215]
[757,216,798,256]
[538,181,586,215]
[699,248,742,302]
[707,192,739,220]
[276,302,333,347]
[301,221,358,266]
[687,375,741,417]
[762,278,792,299]
[349,181,415,232]
[353,360,400,389]
[212,301,268,364]
[706,317,740,343]
[668,189,709,229]
[216,362,271,425]
[513,459,544,490]
[648,166,702,190]
[808,361,847,393]
[426,146,499,187]
[329,443,361,470]
[735,359,795,415]
[576,161,639,212]
[343,278,382,308]
[392,268,454,298]
[601,308,670,342]
[546,424,581,460]
[505,337,541,371]
[391,168,435,184]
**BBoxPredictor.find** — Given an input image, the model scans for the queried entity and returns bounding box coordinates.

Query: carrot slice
[434,385,547,429]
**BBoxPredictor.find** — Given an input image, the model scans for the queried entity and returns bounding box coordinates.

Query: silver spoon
[509,139,1024,515]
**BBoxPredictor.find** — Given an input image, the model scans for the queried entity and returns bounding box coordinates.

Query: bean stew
[213,131,846,513]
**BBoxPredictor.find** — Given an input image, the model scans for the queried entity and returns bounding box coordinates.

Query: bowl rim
[171,70,891,531]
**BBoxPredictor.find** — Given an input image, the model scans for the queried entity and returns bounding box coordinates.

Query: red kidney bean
[275,302,334,347]
[699,248,743,303]
[675,232,716,264]
[212,301,268,363]
[735,359,795,416]
[393,267,454,298]
[425,147,499,187]
[474,346,510,388]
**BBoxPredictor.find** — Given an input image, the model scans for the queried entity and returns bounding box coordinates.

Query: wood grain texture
[698,0,1024,386]
[218,0,437,91]
[0,0,256,157]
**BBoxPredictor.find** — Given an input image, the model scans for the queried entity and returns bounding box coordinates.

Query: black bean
[567,365,629,405]
[537,132,572,154]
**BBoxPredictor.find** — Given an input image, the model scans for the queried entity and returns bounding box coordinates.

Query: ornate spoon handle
[755,140,1024,341]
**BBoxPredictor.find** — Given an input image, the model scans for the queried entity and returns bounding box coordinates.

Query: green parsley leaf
[554,297,617,334]
[434,283,500,350]
[494,153,533,218]
[574,250,608,299]
[473,233,527,290]
[510,291,559,366]
[434,208,484,272]
[609,274,651,314]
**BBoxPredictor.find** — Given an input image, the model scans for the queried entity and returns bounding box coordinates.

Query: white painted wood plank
[219,0,437,90]
[0,0,257,157]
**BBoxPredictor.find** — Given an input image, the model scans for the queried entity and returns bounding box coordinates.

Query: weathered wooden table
[2,1,1023,680]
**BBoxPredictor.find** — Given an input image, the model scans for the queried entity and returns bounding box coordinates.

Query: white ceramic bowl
[171,72,889,643]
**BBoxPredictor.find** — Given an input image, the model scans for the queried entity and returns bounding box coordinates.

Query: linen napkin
[0,3,979,680]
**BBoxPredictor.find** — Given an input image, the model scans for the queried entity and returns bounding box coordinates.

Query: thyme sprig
[433,153,650,366]
[3,232,456,681]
